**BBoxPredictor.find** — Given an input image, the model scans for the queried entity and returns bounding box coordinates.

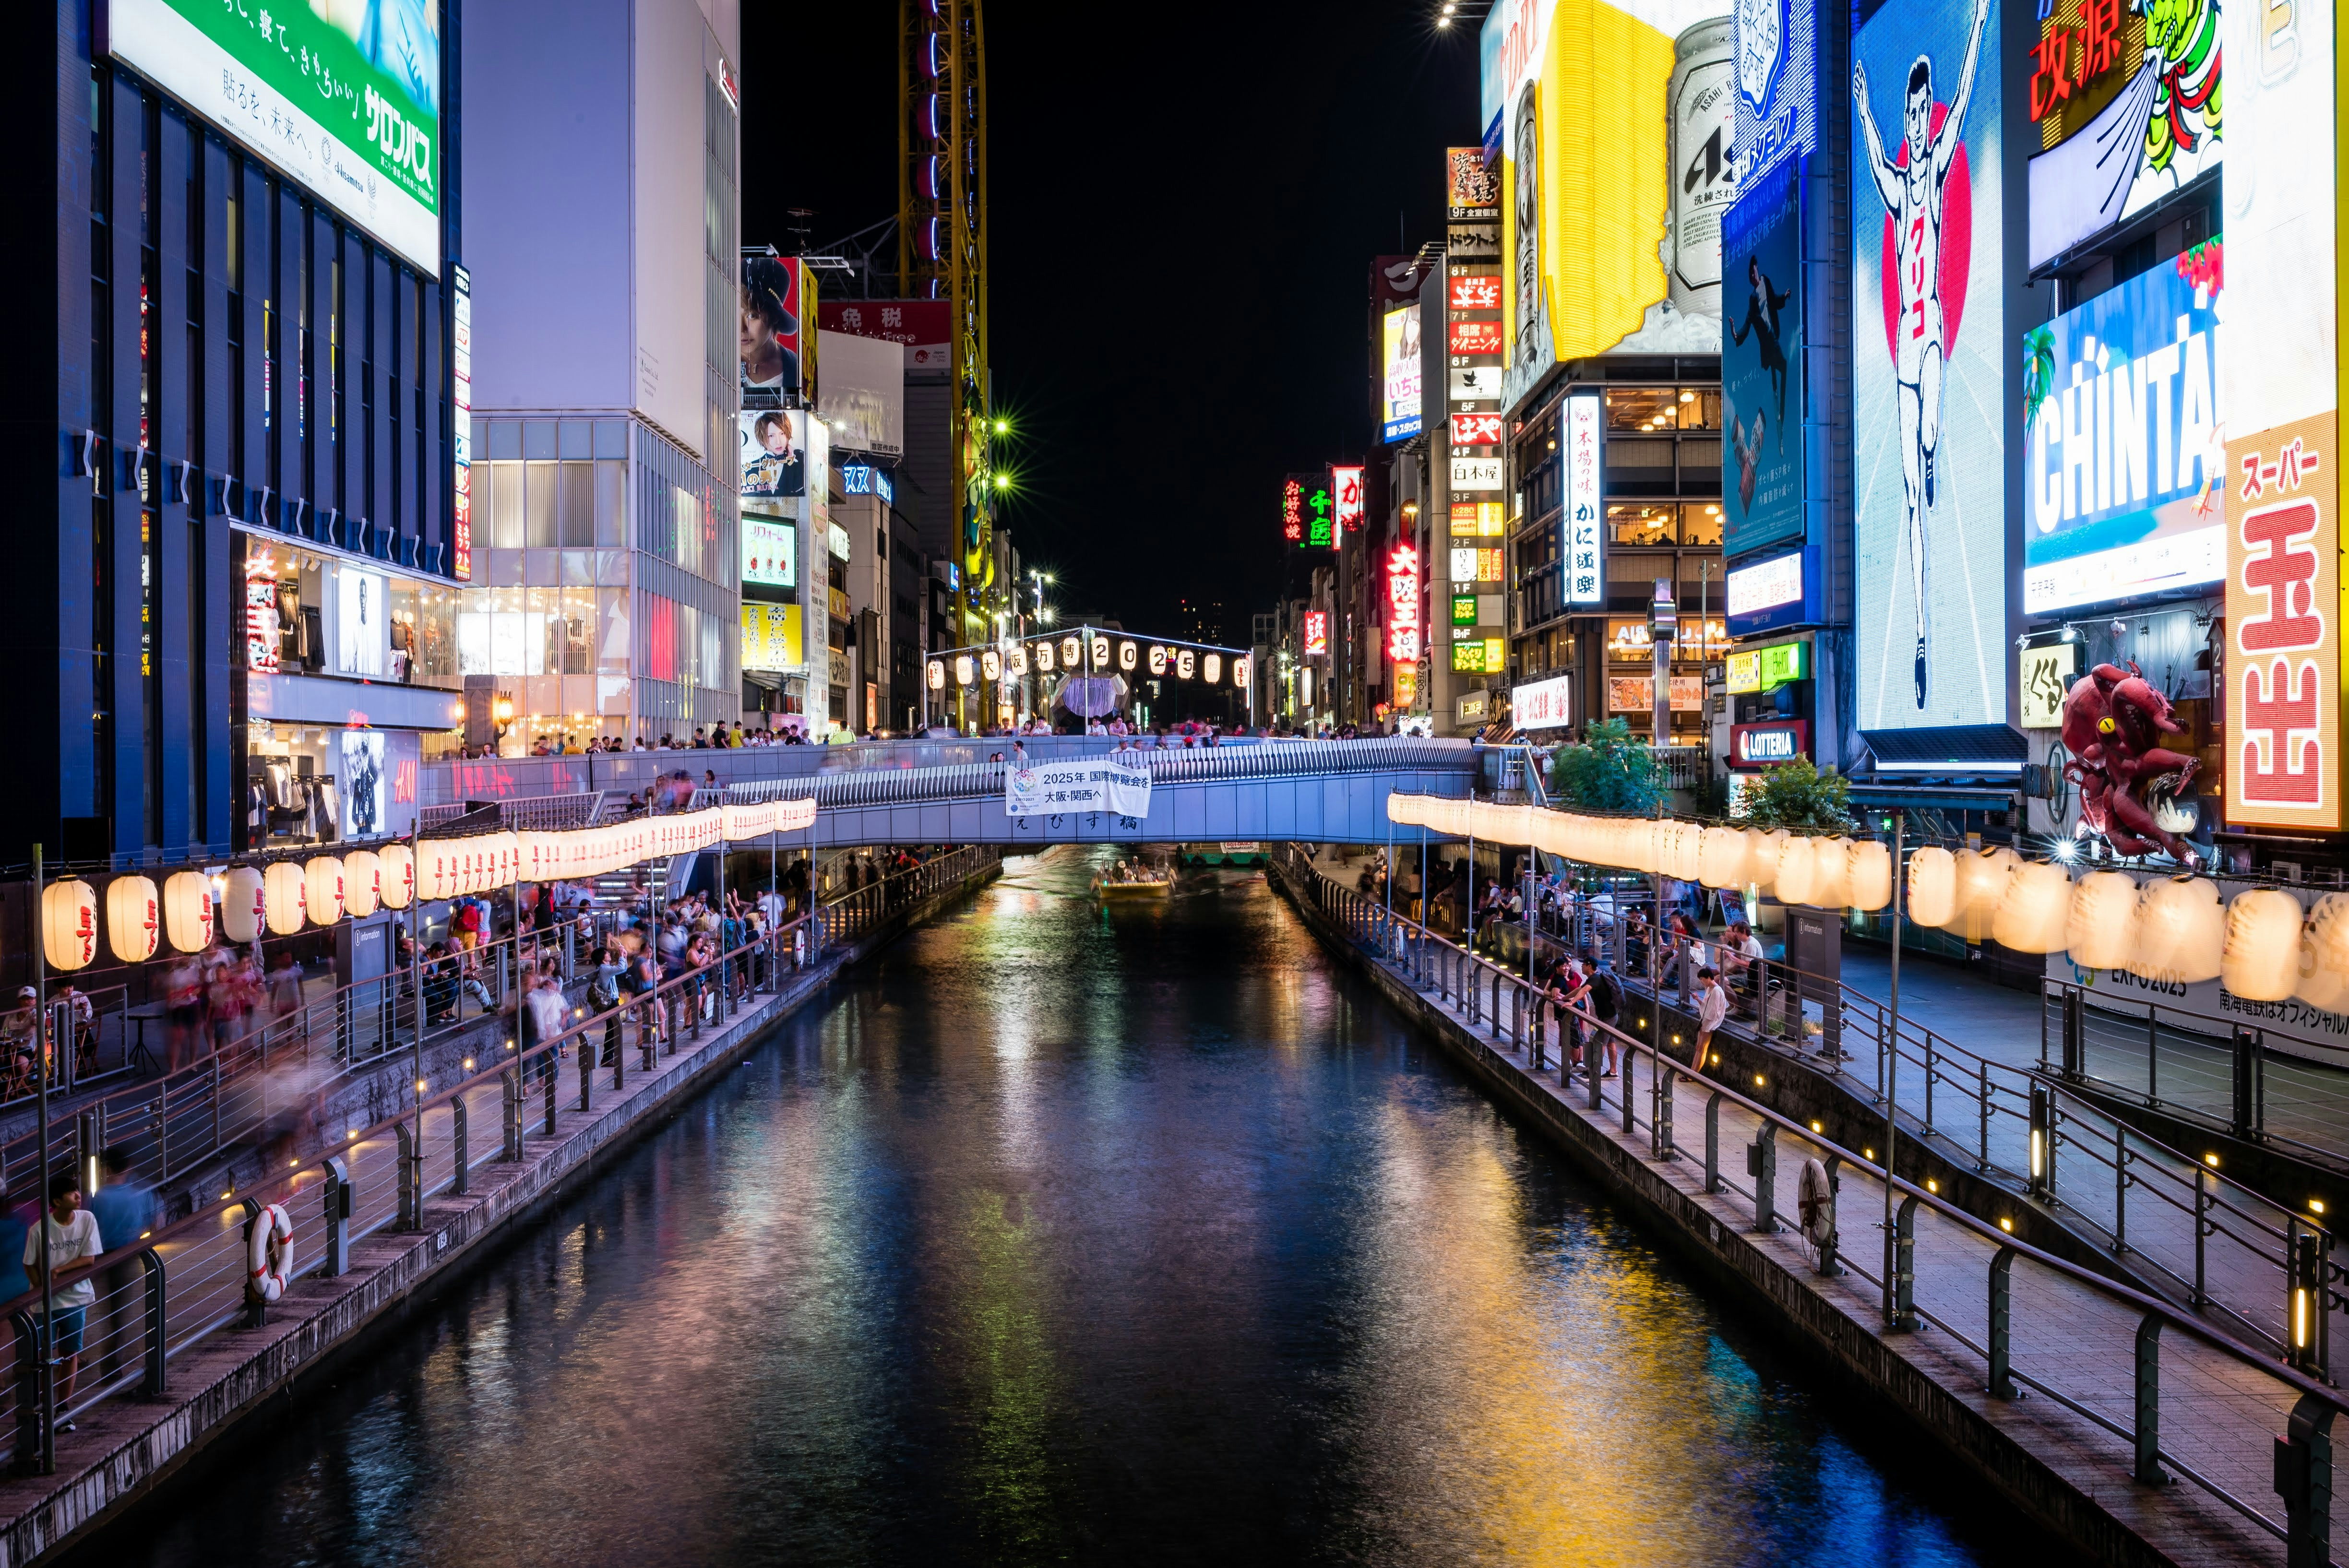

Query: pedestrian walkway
[1281,859,2332,1567]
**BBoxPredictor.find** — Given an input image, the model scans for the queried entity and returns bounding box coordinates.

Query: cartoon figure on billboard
[1853,0,1992,709]
[1728,255,1793,453]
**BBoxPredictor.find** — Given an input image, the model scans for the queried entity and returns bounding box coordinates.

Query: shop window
[1607,502,1679,546]
[1682,502,1724,547]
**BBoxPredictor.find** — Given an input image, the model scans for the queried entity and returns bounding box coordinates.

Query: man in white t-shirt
[1694,968,1729,1072]
[26,1174,105,1428]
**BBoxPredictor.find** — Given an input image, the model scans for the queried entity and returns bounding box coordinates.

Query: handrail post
[503,1067,524,1160]
[1977,1058,1991,1172]
[395,1120,418,1231]
[2028,1084,2052,1202]
[2278,1391,2337,1568]
[2133,1315,2166,1485]
[2290,1224,2331,1378]
[1654,1059,1675,1161]
[541,1047,557,1135]
[2232,1025,2258,1140]
[138,1247,168,1397]
[578,1040,593,1114]
[1747,1121,1777,1233]
[1987,1246,2018,1398]
[320,1155,352,1277]
[1705,1092,1723,1192]
[1620,1044,1635,1136]
[450,1093,469,1196]
[1888,1194,1919,1330]
[12,1306,48,1475]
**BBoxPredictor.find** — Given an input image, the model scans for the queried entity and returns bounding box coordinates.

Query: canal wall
[1271,859,2271,1568]
[5,858,1002,1568]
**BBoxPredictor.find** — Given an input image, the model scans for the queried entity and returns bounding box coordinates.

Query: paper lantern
[2064,871,2140,972]
[1177,649,1196,680]
[1092,637,1112,670]
[1204,653,1223,684]
[1233,656,1251,689]
[1119,640,1138,671]
[377,844,415,910]
[1698,827,1746,888]
[222,867,267,943]
[2132,878,2225,985]
[1743,830,1787,893]
[343,850,381,920]
[1809,839,1855,910]
[1149,645,1168,676]
[927,659,945,690]
[1775,837,1818,905]
[418,841,454,903]
[492,831,522,887]
[1662,821,1703,883]
[1061,636,1080,668]
[2223,889,2306,1001]
[1907,847,1957,928]
[105,874,160,963]
[1036,641,1056,673]
[41,878,99,971]
[982,650,1002,681]
[2296,894,2349,1013]
[264,863,307,935]
[303,856,346,927]
[954,654,974,685]
[164,870,215,952]
[1950,848,2019,942]
[1991,863,2074,954]
[1847,841,1893,913]
[1011,645,1029,676]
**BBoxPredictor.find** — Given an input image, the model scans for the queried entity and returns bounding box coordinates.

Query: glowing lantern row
[164,870,214,952]
[344,851,381,920]
[1118,641,1138,671]
[41,878,100,972]
[264,862,306,936]
[106,875,160,964]
[222,867,266,944]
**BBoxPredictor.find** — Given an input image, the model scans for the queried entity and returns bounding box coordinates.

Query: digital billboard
[740,604,803,674]
[815,330,904,458]
[2021,241,2224,611]
[1382,305,1424,442]
[739,411,808,499]
[2025,0,2224,270]
[2222,0,2337,830]
[113,0,441,273]
[1491,0,1736,409]
[819,299,953,373]
[742,514,797,590]
[1850,0,2006,728]
[1735,0,1819,191]
[1721,156,1805,561]
[740,256,807,400]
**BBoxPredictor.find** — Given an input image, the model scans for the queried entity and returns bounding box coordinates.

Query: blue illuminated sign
[842,464,895,506]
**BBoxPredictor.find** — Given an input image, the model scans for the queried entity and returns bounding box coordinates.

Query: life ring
[248,1202,295,1302]
[1797,1158,1836,1252]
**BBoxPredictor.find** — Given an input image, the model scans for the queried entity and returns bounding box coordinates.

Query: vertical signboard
[1382,306,1424,441]
[1735,0,1817,191]
[1447,145,1502,261]
[1290,473,1335,549]
[2223,0,2337,829]
[451,265,473,580]
[1563,392,1603,604]
[1850,0,2006,728]
[1721,157,1804,560]
[1332,465,1366,538]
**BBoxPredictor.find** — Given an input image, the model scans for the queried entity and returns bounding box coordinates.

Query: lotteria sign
[1731,719,1808,764]
[114,0,442,273]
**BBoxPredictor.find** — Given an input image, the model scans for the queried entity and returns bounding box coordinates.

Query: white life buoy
[1797,1159,1836,1251]
[248,1202,295,1302]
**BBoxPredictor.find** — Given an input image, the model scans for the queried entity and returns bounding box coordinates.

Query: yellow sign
[2017,642,2076,729]
[1726,649,1761,694]
[740,603,803,672]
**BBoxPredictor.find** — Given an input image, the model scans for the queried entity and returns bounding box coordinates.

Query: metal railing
[420,792,607,832]
[1278,844,2349,1562]
[0,842,1002,1482]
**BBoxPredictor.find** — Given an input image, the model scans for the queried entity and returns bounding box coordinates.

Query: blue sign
[842,464,895,506]
[1722,156,1805,563]
[1734,0,1814,192]
[2020,247,2225,613]
[1726,544,1821,638]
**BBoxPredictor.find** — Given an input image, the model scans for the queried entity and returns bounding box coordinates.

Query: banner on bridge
[1005,755,1152,818]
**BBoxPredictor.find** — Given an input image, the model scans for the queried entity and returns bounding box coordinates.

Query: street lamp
[491,693,515,748]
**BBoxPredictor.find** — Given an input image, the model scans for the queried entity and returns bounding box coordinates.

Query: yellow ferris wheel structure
[899,0,992,645]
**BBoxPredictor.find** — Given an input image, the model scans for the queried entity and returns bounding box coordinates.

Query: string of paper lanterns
[1385,792,2349,1011]
[35,797,821,972]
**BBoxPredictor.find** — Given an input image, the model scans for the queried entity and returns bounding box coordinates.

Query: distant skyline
[742,1,1479,641]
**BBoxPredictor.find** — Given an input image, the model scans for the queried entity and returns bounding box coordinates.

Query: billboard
[1288,473,1335,548]
[1382,305,1424,442]
[742,514,797,590]
[739,411,808,499]
[1448,145,1502,260]
[740,603,804,673]
[1735,0,1819,190]
[1722,156,1805,561]
[740,256,807,399]
[2221,0,2335,829]
[1514,673,1574,729]
[2021,242,2224,612]
[815,330,904,458]
[819,299,954,373]
[1492,1,1736,410]
[1563,392,1603,604]
[2025,0,2224,270]
[113,0,441,273]
[1850,0,2006,728]
[1304,611,1330,657]
[1332,465,1366,535]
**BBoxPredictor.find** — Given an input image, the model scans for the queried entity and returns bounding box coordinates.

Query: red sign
[1386,545,1421,664]
[1448,274,1501,312]
[1304,611,1329,657]
[818,298,952,347]
[2227,412,2339,828]
[1450,321,1503,356]
[1331,465,1365,534]
[1731,720,1810,766]
[1451,412,1504,447]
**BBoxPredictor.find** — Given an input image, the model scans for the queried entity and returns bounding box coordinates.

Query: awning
[1848,782,2021,813]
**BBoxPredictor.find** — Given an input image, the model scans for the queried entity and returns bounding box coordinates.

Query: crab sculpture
[2059,661,2202,867]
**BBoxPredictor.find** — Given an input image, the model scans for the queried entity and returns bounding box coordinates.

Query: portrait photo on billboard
[1850,0,2005,728]
[740,255,802,399]
[740,410,807,499]
[339,730,389,841]
[1382,304,1424,442]
[1722,155,1805,561]
[2025,0,2222,269]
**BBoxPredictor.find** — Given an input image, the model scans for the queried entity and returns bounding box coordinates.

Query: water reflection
[94,847,2053,1568]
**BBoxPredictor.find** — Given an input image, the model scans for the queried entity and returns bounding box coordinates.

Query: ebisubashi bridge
[420,736,1489,848]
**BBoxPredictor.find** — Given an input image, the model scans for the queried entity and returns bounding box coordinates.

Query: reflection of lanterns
[1061,636,1080,667]
[43,878,100,971]
[304,856,347,926]
[106,875,161,963]
[164,870,215,952]
[1119,640,1138,671]
[377,844,415,910]
[927,660,945,690]
[2223,889,2306,1000]
[1149,645,1168,676]
[1907,847,1957,928]
[1177,649,1196,680]
[954,654,974,685]
[1011,645,1029,676]
[1991,863,2073,953]
[1037,641,1056,672]
[982,650,1002,681]
[1232,656,1250,689]
[344,850,381,919]
[222,867,267,944]
[264,862,307,935]
[1203,653,1222,683]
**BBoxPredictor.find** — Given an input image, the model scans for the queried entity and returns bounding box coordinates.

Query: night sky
[741,1,1481,648]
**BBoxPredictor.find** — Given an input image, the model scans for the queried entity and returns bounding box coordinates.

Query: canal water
[95,848,2061,1568]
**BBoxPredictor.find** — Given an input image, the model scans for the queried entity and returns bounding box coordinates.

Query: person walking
[1693,966,1728,1072]
[85,1147,155,1382]
[27,1173,105,1432]
[1587,956,1623,1079]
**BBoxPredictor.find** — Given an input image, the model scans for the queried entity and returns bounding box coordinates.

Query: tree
[1733,759,1856,832]
[1549,718,1666,814]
